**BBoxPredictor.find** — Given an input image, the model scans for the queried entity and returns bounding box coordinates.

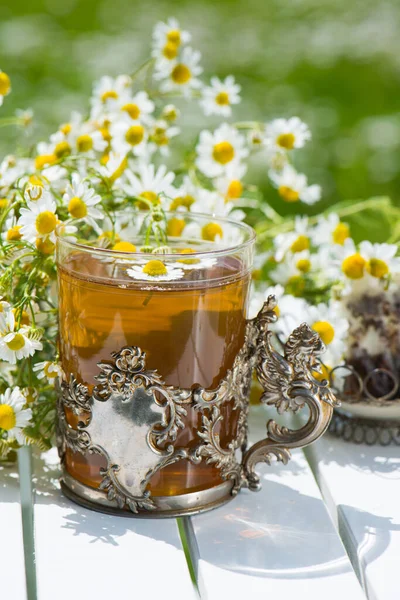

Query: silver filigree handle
[242,297,339,491]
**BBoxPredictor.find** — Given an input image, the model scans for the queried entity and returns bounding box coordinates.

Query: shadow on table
[313,433,400,477]
[192,475,357,580]
[32,450,184,549]
[0,465,20,502]
[337,503,400,578]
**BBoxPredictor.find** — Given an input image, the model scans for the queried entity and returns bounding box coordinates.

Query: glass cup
[56,212,335,517]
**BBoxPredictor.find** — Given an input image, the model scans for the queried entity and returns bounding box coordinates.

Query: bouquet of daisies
[0,17,397,458]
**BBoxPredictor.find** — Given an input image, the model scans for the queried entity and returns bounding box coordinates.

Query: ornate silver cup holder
[327,364,400,445]
[57,296,338,518]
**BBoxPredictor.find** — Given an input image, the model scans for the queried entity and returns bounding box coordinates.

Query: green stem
[130,57,156,81]
[0,117,23,128]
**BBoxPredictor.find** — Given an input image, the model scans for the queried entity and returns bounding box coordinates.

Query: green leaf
[327,197,400,243]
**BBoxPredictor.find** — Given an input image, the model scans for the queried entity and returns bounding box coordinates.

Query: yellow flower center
[143,260,168,276]
[35,211,57,235]
[101,90,118,103]
[286,275,305,297]
[44,363,59,379]
[276,132,296,150]
[136,190,160,211]
[212,141,235,165]
[252,269,262,281]
[177,249,200,265]
[112,241,137,252]
[76,134,93,153]
[332,222,350,245]
[163,42,179,60]
[342,253,366,279]
[36,237,55,255]
[312,321,335,345]
[313,363,332,383]
[54,141,71,159]
[100,231,121,244]
[366,258,389,279]
[296,258,311,273]
[6,225,22,242]
[226,179,243,200]
[171,64,191,84]
[29,175,44,187]
[167,29,181,45]
[60,123,71,135]
[0,404,16,431]
[12,309,29,326]
[170,195,195,211]
[278,186,299,202]
[122,103,141,120]
[68,196,88,219]
[202,222,223,242]
[0,198,8,210]
[0,72,11,96]
[125,125,144,146]
[99,126,112,142]
[35,154,57,170]
[6,333,26,351]
[215,91,230,106]
[290,235,309,253]
[167,218,186,237]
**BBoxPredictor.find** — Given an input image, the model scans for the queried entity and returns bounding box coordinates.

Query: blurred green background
[2,0,400,220]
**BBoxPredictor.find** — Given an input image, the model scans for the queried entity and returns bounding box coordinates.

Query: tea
[58,251,250,496]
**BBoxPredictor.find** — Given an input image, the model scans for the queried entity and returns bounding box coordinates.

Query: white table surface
[3,405,400,599]
[188,409,365,600]
[307,434,400,600]
[0,461,27,600]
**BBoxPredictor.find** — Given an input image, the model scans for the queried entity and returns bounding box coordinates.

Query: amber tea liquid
[58,252,251,497]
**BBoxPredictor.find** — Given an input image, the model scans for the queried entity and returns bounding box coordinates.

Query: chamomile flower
[332,239,367,282]
[168,176,200,212]
[3,214,22,243]
[196,123,248,178]
[265,117,311,151]
[270,165,321,205]
[33,360,62,381]
[305,302,349,364]
[0,70,11,106]
[99,152,128,184]
[0,387,32,444]
[200,76,241,117]
[154,47,203,97]
[171,249,217,270]
[152,18,191,62]
[311,213,350,247]
[0,311,42,364]
[274,216,310,261]
[270,253,308,297]
[359,241,400,279]
[51,114,107,156]
[18,191,58,243]
[112,91,155,125]
[63,174,103,226]
[16,108,34,131]
[215,163,247,201]
[110,120,148,157]
[90,75,132,119]
[124,163,176,209]
[148,120,180,156]
[127,259,184,281]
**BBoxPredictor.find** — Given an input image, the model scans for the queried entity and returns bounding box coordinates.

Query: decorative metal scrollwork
[242,296,339,491]
[57,295,338,514]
